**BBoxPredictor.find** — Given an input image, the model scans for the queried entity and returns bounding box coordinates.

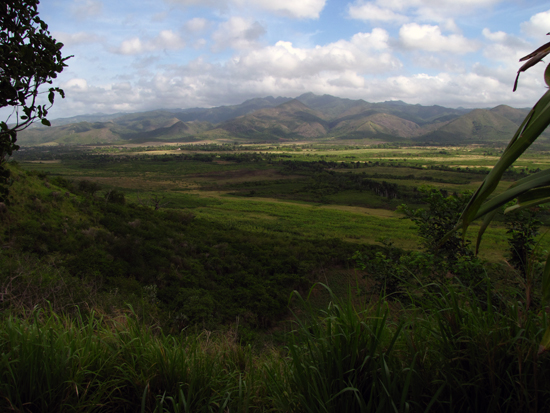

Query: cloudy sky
[32,0,550,118]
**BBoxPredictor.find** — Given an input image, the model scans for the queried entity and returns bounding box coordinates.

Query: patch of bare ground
[110,142,183,148]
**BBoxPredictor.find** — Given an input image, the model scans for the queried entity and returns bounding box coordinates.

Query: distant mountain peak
[278,99,311,110]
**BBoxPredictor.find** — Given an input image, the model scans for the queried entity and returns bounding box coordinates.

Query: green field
[14,143,549,261]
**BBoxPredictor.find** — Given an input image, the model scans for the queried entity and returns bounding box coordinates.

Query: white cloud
[211,17,266,52]
[117,38,144,55]
[238,0,326,19]
[224,28,399,80]
[398,23,479,53]
[482,28,507,42]
[154,30,186,49]
[327,71,366,87]
[347,2,407,23]
[114,30,186,55]
[112,82,132,91]
[57,68,524,118]
[351,29,391,51]
[63,78,89,92]
[521,10,550,39]
[184,17,209,33]
[482,28,530,63]
[192,39,207,49]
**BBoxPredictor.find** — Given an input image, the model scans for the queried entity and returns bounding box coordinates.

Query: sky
[26,0,550,118]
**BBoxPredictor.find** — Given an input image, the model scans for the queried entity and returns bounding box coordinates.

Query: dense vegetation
[2,143,550,411]
[2,165,369,331]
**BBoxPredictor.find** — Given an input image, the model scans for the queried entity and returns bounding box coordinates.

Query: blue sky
[31,0,550,118]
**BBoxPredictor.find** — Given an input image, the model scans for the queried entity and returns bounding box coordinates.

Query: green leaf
[517,186,550,203]
[41,118,51,127]
[504,197,550,214]
[472,169,550,220]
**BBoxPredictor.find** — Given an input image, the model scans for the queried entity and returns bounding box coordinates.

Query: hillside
[216,99,329,140]
[418,106,533,143]
[15,93,542,145]
[1,163,370,328]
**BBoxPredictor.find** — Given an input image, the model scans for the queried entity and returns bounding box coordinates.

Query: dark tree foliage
[400,188,472,261]
[504,207,543,278]
[78,179,101,196]
[0,0,70,200]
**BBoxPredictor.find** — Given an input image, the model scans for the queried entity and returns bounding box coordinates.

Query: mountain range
[17,93,542,146]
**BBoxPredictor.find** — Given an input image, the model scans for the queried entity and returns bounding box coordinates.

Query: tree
[0,0,70,200]
[400,188,472,261]
[503,206,543,279]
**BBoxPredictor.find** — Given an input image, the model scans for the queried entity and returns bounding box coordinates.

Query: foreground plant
[447,37,550,351]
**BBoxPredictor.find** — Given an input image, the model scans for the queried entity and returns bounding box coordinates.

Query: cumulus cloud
[225,29,399,79]
[378,72,508,106]
[398,23,479,53]
[521,10,550,39]
[52,29,401,116]
[63,78,89,92]
[114,30,185,55]
[211,17,266,52]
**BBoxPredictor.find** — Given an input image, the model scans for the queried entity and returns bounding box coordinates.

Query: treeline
[14,147,542,182]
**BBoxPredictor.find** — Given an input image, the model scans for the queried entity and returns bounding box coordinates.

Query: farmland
[14,142,550,259]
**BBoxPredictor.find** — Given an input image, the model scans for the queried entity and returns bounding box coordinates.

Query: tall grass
[1,284,550,412]
[0,308,267,412]
[268,287,416,413]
